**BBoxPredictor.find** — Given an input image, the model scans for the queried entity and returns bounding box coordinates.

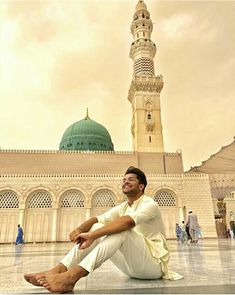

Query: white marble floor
[1,238,235,294]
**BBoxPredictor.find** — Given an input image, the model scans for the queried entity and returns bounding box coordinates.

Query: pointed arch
[25,189,53,242]
[153,188,180,239]
[0,190,20,243]
[58,189,86,241]
[91,189,117,217]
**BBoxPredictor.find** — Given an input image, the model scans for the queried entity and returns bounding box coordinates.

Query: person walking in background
[229,228,234,239]
[186,210,200,243]
[180,221,188,243]
[232,225,235,238]
[15,224,24,245]
[196,226,203,240]
[175,223,182,241]
[185,223,191,242]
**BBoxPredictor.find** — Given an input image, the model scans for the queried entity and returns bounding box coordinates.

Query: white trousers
[60,223,162,279]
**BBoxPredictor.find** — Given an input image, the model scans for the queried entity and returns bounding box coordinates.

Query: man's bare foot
[24,273,41,286]
[24,263,67,287]
[37,272,76,293]
[37,266,88,293]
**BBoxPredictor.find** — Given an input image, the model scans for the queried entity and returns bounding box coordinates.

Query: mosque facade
[0,0,217,243]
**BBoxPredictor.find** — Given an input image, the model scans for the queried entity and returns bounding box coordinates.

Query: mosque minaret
[128,0,164,153]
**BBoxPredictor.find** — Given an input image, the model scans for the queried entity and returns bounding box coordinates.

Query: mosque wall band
[0,173,217,243]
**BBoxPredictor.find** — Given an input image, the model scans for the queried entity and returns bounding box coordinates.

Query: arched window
[27,190,52,208]
[0,191,19,209]
[92,190,116,207]
[154,190,176,207]
[60,190,85,208]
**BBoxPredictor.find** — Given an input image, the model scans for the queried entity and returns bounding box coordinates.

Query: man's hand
[77,232,95,250]
[69,228,82,243]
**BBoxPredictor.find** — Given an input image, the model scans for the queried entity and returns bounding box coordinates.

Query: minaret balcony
[127,76,164,103]
[131,19,153,34]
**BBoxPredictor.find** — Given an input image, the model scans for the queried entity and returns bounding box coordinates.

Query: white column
[52,208,58,242]
[179,207,185,222]
[86,208,91,220]
[19,209,25,227]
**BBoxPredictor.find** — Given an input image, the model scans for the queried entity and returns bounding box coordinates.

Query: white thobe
[60,195,182,280]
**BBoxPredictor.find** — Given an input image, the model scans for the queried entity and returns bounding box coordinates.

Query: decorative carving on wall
[144,99,154,132]
[131,107,135,137]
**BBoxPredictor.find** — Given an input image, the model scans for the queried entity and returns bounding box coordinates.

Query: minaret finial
[135,0,147,12]
[85,108,90,119]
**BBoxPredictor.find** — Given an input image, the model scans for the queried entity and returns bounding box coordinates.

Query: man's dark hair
[125,166,147,192]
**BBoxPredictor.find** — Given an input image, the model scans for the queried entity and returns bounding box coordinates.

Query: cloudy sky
[1,0,235,171]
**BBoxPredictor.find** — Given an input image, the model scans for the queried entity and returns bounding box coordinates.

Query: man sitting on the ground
[24,166,182,293]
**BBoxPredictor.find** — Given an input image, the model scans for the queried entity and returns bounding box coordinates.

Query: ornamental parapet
[0,149,135,155]
[0,173,208,179]
[128,76,164,102]
[0,173,125,179]
[148,174,208,179]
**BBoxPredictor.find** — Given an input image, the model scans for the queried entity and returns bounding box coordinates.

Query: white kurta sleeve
[127,202,161,225]
[96,204,121,224]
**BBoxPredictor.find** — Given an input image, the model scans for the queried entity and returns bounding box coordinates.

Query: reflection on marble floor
[1,238,235,294]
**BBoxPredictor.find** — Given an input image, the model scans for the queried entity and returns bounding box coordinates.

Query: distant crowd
[175,210,202,244]
[176,210,235,242]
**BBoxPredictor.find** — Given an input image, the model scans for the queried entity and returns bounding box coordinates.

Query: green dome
[59,115,114,151]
